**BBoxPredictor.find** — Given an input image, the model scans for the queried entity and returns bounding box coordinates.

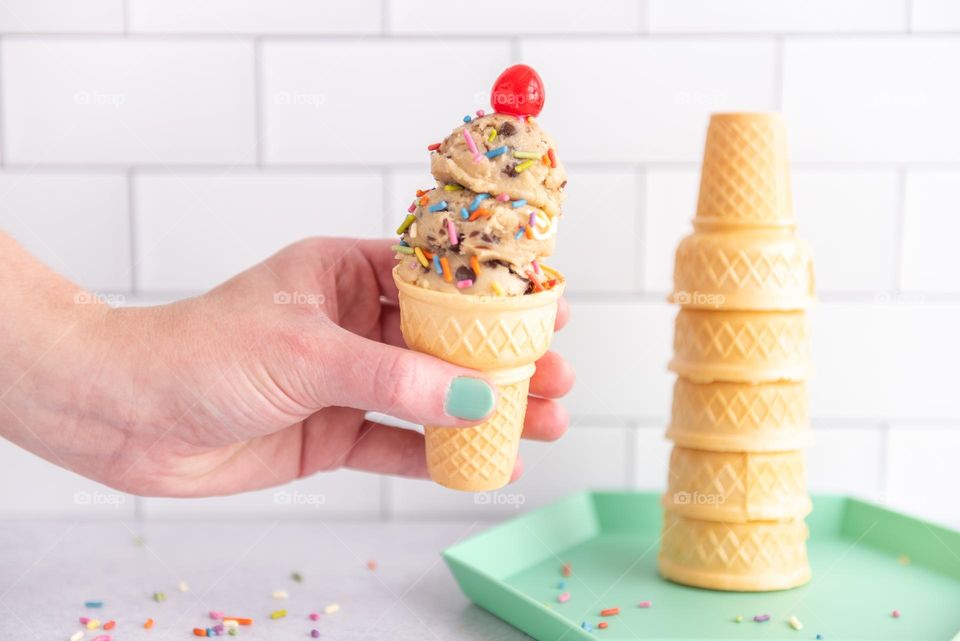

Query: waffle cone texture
[660,113,813,592]
[393,267,563,492]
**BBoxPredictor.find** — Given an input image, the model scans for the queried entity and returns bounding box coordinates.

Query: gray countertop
[0,520,528,641]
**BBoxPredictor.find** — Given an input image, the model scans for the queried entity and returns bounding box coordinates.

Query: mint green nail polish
[445,377,495,420]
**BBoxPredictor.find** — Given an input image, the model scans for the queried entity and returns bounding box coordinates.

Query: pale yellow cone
[659,511,811,591]
[695,112,794,230]
[662,446,811,522]
[666,379,811,452]
[671,228,815,311]
[670,308,810,384]
[393,267,564,492]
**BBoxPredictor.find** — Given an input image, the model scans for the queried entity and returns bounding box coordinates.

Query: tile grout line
[127,168,139,294]
[253,37,265,167]
[773,35,785,110]
[633,165,647,292]
[893,166,908,292]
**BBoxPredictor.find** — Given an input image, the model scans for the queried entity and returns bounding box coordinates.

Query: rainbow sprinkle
[443,184,462,191]
[460,207,469,220]
[515,227,525,240]
[486,128,497,143]
[428,201,448,212]
[471,255,481,275]
[446,220,458,245]
[496,193,510,201]
[463,115,472,123]
[432,255,442,275]
[396,214,415,235]
[529,211,537,226]
[462,129,483,162]
[439,257,452,282]
[512,150,540,159]
[548,148,557,168]
[409,222,418,238]
[512,199,527,208]
[753,614,770,623]
[558,592,570,603]
[456,279,473,289]
[468,194,490,212]
[515,159,535,173]
[491,282,505,296]
[391,244,413,254]
[484,145,508,159]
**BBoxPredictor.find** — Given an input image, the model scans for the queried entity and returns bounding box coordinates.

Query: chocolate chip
[480,233,495,244]
[560,180,568,189]
[499,122,516,137]
[455,266,476,281]
[468,230,481,238]
[502,164,517,178]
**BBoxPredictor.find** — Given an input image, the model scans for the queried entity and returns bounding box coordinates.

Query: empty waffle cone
[670,309,810,383]
[392,267,564,492]
[666,379,811,452]
[659,511,811,591]
[695,113,794,230]
[663,446,811,522]
[671,229,815,311]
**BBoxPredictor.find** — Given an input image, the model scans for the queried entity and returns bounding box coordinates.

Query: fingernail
[445,377,495,420]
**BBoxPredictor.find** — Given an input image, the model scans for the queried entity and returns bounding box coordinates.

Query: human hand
[0,236,574,497]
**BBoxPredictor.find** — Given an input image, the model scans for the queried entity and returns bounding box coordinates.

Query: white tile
[521,39,777,162]
[807,426,883,500]
[643,169,698,293]
[129,0,381,34]
[551,168,640,293]
[784,38,960,162]
[553,301,675,419]
[0,439,135,518]
[912,0,960,31]
[135,171,383,291]
[262,41,511,164]
[793,170,900,293]
[2,39,256,164]
[389,425,631,518]
[886,426,960,526]
[649,0,905,32]
[902,170,960,292]
[391,0,641,34]
[140,469,382,518]
[0,0,123,33]
[0,172,130,291]
[810,301,960,421]
[633,426,672,491]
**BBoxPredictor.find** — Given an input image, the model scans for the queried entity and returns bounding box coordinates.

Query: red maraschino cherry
[490,64,545,117]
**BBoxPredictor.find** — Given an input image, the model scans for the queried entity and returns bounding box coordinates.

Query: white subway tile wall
[0,0,956,526]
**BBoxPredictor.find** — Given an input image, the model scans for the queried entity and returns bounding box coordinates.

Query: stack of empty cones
[657,113,815,592]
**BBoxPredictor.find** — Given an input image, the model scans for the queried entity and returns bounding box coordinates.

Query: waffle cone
[663,446,811,522]
[695,113,794,230]
[667,379,810,452]
[670,309,810,384]
[392,267,564,492]
[671,229,814,311]
[659,510,811,591]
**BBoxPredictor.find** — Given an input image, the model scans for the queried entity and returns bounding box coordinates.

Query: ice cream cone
[695,112,794,230]
[670,309,810,384]
[393,267,564,491]
[659,511,811,591]
[671,229,815,311]
[666,379,811,452]
[663,446,811,522]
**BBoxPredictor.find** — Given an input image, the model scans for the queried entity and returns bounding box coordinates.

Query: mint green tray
[444,492,960,641]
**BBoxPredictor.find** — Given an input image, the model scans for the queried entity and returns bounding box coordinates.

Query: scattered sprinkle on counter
[581,621,592,631]
[272,589,289,599]
[557,592,570,604]
[367,560,377,571]
[193,628,206,637]
[556,580,566,589]
[734,615,743,623]
[324,603,340,615]
[892,609,901,618]
[91,635,111,641]
[898,554,911,566]
[309,613,320,621]
[178,580,190,592]
[311,630,320,638]
[816,635,823,640]
[143,618,154,629]
[637,601,651,608]
[753,614,770,622]
[561,563,572,577]
[84,601,103,609]
[70,631,84,641]
[86,619,101,630]
[788,615,803,630]
[102,621,115,631]
[292,571,304,582]
[270,609,287,620]
[224,617,252,625]
[600,607,619,617]
[598,621,608,629]
[209,611,223,620]
[153,592,166,602]
[79,617,90,624]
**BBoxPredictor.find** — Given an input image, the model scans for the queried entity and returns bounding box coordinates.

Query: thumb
[317,326,498,427]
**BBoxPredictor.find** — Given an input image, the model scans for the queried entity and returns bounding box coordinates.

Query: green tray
[444,492,960,641]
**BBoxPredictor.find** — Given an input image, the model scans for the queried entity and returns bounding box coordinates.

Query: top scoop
[394,67,566,296]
